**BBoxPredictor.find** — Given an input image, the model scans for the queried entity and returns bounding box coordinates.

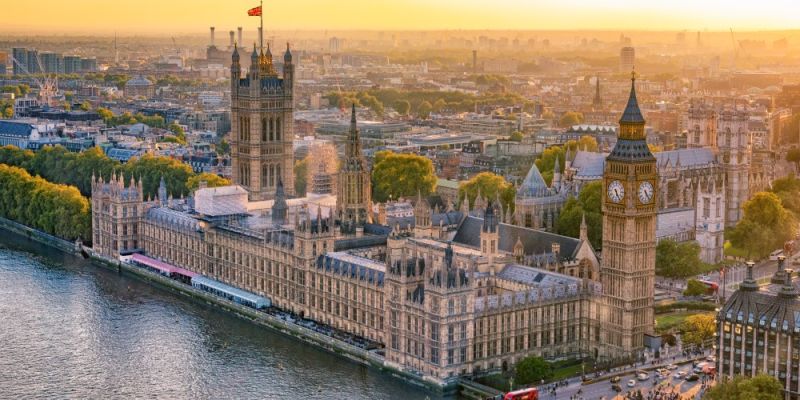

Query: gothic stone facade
[230,44,295,201]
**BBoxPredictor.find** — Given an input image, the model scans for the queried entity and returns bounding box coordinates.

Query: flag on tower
[247,6,262,16]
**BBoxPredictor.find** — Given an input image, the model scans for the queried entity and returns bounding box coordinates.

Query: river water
[0,233,439,399]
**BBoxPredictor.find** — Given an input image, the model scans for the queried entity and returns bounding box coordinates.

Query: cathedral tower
[599,73,658,359]
[336,104,372,231]
[230,43,294,201]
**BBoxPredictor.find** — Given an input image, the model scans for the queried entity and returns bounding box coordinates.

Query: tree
[186,173,230,191]
[514,356,552,386]
[558,111,584,128]
[656,239,704,278]
[771,175,800,217]
[555,181,602,249]
[0,164,90,241]
[682,313,715,347]
[417,101,433,119]
[79,101,91,111]
[458,172,515,213]
[432,98,447,113]
[728,192,796,259]
[371,151,437,202]
[394,100,411,116]
[703,374,783,400]
[215,139,230,156]
[684,279,708,297]
[510,131,524,142]
[168,122,185,138]
[122,153,194,198]
[787,148,800,172]
[294,158,308,196]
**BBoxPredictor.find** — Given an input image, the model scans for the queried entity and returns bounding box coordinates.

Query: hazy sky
[4,0,799,34]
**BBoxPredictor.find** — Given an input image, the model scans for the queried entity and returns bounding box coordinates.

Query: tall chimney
[209,27,215,47]
[229,31,235,48]
[237,27,243,47]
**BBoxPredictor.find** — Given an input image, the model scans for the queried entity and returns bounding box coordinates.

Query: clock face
[607,180,624,203]
[638,182,654,204]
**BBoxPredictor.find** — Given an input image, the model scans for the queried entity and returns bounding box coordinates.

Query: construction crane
[729,28,740,71]
[9,53,59,108]
[171,37,181,56]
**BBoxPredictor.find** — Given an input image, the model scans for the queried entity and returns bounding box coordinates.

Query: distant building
[619,47,635,73]
[124,75,155,98]
[0,120,42,148]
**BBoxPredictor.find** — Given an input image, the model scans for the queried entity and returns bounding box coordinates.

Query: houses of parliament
[91,44,658,383]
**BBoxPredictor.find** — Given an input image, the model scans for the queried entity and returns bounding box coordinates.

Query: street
[539,361,712,400]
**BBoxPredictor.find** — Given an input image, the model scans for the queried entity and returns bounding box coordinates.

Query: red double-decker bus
[503,388,538,400]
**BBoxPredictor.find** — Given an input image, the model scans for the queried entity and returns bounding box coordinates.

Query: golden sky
[3,0,799,34]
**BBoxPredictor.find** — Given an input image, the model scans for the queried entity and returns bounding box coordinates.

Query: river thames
[0,233,438,399]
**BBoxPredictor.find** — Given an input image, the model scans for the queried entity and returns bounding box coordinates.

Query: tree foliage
[558,111,584,128]
[683,279,709,297]
[458,172,515,214]
[771,175,800,218]
[371,151,437,202]
[294,158,309,197]
[0,164,90,241]
[514,356,552,386]
[703,374,783,400]
[393,100,411,115]
[0,145,211,199]
[682,313,715,347]
[510,131,524,142]
[656,239,705,278]
[555,181,602,249]
[787,148,800,171]
[186,173,230,191]
[417,101,433,119]
[728,192,796,259]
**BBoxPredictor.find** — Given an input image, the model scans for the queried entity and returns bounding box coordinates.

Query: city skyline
[3,0,800,34]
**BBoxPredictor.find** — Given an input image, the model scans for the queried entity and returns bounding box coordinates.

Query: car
[612,384,622,392]
[666,364,678,370]
[637,372,649,381]
[610,376,621,383]
[659,369,671,376]
[706,355,716,362]
[685,374,700,382]
[674,371,687,379]
[627,380,636,388]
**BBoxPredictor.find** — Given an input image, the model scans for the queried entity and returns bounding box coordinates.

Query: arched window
[269,118,274,141]
[275,117,281,141]
[261,164,269,188]
[261,118,267,142]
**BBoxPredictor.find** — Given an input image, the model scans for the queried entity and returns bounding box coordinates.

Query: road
[539,361,712,400]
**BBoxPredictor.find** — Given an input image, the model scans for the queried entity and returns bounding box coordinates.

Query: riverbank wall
[0,219,460,396]
[0,217,79,254]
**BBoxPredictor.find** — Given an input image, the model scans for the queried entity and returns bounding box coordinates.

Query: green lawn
[656,311,715,333]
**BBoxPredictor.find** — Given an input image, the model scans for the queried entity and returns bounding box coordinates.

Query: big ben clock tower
[599,72,657,359]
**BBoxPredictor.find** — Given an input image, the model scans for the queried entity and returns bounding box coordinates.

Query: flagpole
[260,0,263,51]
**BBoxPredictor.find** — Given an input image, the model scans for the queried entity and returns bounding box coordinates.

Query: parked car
[686,374,700,382]
[627,380,637,388]
[666,364,678,370]
[674,371,687,379]
[610,376,621,383]
[637,372,649,381]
